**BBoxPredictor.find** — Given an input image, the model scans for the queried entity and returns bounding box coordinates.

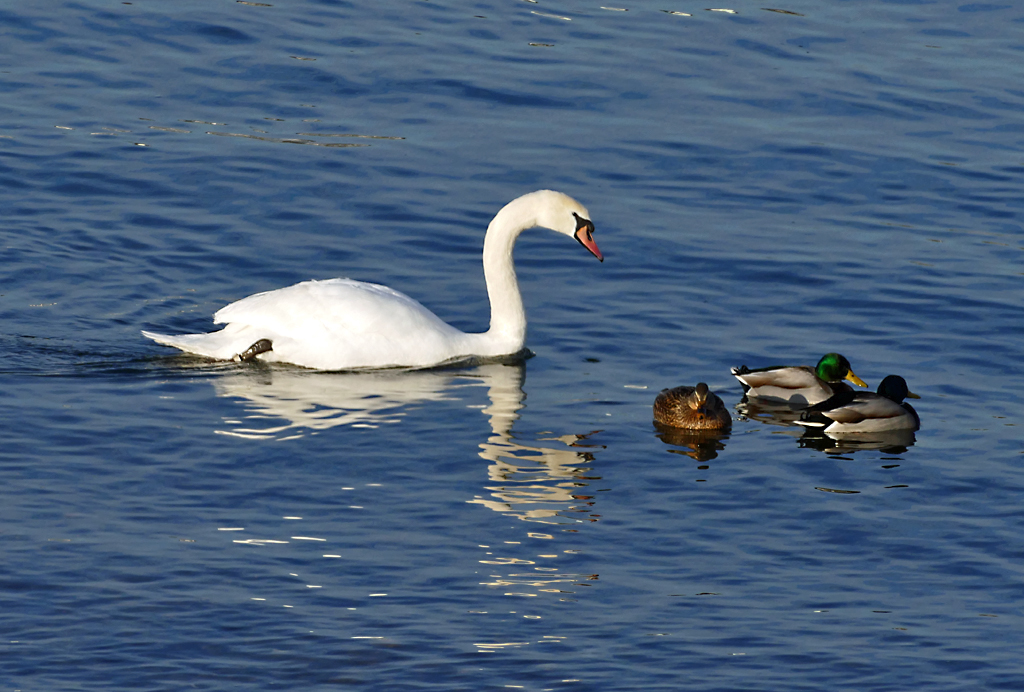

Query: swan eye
[573,212,592,232]
[572,212,595,240]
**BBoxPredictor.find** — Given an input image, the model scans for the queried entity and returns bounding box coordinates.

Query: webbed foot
[234,339,273,362]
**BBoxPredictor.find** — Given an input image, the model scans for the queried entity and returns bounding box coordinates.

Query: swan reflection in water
[467,364,603,525]
[458,363,603,598]
[210,360,604,601]
[213,363,469,439]
[213,362,603,526]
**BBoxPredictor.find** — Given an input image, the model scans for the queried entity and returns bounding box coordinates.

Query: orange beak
[575,224,603,262]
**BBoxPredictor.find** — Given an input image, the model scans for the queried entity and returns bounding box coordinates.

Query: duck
[730,352,867,406]
[653,382,731,431]
[797,375,920,433]
[143,190,603,370]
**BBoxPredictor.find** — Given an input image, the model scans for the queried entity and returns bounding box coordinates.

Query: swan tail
[142,329,250,361]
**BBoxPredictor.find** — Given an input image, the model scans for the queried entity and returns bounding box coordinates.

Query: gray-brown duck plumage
[653,382,731,430]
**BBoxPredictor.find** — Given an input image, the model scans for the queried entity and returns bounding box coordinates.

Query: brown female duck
[653,382,731,430]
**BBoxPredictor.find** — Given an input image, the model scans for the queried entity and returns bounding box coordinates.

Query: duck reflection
[798,428,916,455]
[654,422,729,461]
[734,397,805,428]
[738,397,916,454]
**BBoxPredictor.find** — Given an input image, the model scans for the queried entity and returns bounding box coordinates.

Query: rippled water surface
[3,1,1023,689]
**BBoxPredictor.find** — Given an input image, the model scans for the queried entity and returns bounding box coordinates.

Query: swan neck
[481,200,535,351]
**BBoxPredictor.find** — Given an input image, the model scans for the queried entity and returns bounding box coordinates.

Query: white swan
[143,190,603,370]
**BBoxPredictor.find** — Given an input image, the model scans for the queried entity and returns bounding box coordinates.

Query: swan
[143,190,603,370]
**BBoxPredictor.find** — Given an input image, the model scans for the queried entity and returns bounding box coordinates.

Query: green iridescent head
[815,353,867,387]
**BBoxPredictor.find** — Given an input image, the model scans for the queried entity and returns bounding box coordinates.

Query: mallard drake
[653,382,731,430]
[798,375,920,433]
[731,352,867,406]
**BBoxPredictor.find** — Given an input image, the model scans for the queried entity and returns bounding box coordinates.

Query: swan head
[512,190,603,262]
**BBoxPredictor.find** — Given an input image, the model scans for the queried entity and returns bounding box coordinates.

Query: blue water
[2,1,1023,689]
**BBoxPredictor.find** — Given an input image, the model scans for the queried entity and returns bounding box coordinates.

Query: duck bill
[845,371,868,388]
[906,391,921,399]
[575,227,604,262]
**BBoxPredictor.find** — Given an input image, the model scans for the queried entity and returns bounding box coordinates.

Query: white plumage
[143,190,603,370]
